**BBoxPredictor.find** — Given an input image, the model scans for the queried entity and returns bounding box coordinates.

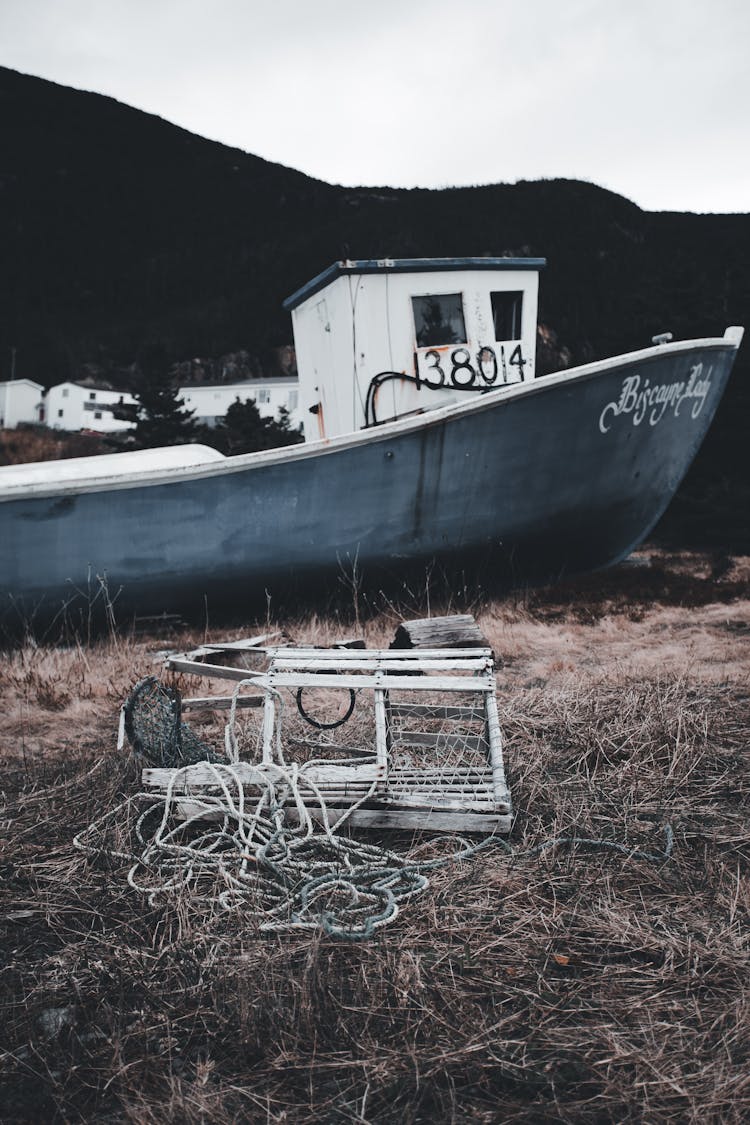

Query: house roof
[180,377,298,391]
[0,379,44,392]
[48,380,134,395]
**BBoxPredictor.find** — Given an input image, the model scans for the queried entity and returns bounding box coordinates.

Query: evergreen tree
[212,397,303,455]
[132,343,197,448]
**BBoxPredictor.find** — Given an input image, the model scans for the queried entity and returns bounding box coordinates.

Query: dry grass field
[1,550,749,1123]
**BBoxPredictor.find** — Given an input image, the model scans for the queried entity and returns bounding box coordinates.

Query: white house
[179,377,302,431]
[0,379,44,428]
[40,377,303,436]
[45,382,138,433]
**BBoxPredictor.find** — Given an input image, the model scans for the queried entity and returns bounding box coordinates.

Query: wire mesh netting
[123,676,224,767]
[384,688,499,809]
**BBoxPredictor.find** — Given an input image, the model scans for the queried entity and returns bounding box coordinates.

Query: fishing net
[123,675,225,767]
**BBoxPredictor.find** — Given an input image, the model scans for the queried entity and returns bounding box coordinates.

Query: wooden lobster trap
[141,644,511,833]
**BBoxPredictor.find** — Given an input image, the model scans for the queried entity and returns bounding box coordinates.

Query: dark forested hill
[1,66,748,547]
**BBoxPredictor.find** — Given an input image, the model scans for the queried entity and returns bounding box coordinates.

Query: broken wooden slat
[166,657,266,682]
[181,631,280,658]
[143,760,384,791]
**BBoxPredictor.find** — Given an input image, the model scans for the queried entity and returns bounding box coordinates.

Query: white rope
[73,754,434,938]
[74,769,673,941]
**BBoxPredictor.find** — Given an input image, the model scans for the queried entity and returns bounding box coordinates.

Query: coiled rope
[74,678,674,940]
[73,763,673,941]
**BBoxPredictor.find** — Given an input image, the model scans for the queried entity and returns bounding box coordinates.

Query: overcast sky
[1,0,748,213]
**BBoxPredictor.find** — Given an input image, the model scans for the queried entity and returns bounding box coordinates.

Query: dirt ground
[1,549,749,1123]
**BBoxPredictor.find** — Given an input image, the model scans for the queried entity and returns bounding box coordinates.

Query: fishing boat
[0,257,743,627]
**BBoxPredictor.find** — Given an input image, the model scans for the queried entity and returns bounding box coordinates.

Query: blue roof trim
[283,257,547,310]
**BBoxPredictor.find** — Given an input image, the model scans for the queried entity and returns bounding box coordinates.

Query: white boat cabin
[284,257,545,441]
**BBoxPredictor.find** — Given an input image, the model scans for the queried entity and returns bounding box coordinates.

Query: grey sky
[1,0,748,212]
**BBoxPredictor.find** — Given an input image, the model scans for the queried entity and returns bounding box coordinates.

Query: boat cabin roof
[283,256,547,311]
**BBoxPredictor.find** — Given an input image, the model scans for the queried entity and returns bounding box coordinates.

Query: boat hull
[0,339,739,626]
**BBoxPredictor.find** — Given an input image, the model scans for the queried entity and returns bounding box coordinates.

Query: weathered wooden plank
[181,695,265,712]
[380,793,509,813]
[484,688,508,799]
[170,788,379,802]
[261,694,276,765]
[143,761,384,789]
[270,656,491,672]
[174,799,511,834]
[265,646,492,661]
[373,687,388,776]
[305,806,511,832]
[166,664,494,691]
[391,615,490,651]
[266,672,494,691]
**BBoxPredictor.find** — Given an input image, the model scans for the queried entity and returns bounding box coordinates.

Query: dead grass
[0,427,108,467]
[1,551,749,1122]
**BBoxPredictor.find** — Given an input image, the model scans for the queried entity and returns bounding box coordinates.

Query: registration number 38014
[416,344,527,389]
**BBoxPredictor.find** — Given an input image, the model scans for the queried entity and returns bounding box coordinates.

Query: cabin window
[412,294,467,347]
[491,291,523,341]
[89,392,96,400]
[256,388,271,404]
[62,388,69,398]
[94,411,102,419]
[57,409,64,418]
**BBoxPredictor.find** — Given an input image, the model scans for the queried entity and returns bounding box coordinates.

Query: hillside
[1,66,748,547]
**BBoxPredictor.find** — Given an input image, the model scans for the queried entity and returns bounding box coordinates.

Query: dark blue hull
[0,340,739,625]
